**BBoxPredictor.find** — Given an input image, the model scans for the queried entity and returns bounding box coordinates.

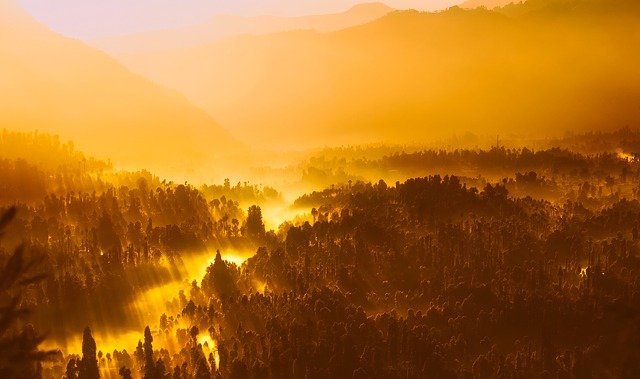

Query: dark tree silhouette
[143,326,156,379]
[78,327,99,379]
[246,205,265,239]
[7,129,640,378]
[0,207,53,378]
[118,366,133,379]
[66,358,79,379]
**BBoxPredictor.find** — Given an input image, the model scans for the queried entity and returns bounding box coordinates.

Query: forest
[1,129,640,378]
[2,0,639,378]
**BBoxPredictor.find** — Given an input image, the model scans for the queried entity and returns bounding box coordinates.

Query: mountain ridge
[0,0,237,176]
[107,1,640,150]
[460,0,521,9]
[92,2,394,55]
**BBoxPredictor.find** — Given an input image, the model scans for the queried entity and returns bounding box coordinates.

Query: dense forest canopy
[0,128,639,378]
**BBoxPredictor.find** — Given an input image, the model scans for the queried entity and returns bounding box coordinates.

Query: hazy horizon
[17,0,462,39]
[4,0,639,177]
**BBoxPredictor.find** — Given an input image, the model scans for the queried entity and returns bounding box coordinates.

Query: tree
[143,326,157,379]
[192,350,211,379]
[79,327,99,379]
[118,366,133,379]
[155,358,167,378]
[134,340,144,368]
[159,313,169,332]
[203,250,238,298]
[246,205,265,239]
[172,365,182,379]
[66,358,79,379]
[182,300,197,319]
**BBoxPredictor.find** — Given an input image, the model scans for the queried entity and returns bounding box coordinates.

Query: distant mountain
[493,0,640,16]
[460,0,521,9]
[93,2,394,55]
[108,0,640,150]
[0,0,236,174]
[461,0,640,14]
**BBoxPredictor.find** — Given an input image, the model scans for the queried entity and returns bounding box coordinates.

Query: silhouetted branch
[0,207,55,376]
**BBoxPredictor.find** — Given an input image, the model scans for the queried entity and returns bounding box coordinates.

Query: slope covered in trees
[2,130,640,377]
[35,167,640,377]
[460,0,520,9]
[0,131,268,353]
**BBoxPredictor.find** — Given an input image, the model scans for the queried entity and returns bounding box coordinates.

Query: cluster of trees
[311,147,630,181]
[544,128,640,156]
[3,174,266,339]
[0,130,112,203]
[200,181,280,206]
[297,146,639,217]
[0,132,272,351]
[0,130,109,173]
[33,170,640,378]
[4,130,640,378]
[182,176,640,378]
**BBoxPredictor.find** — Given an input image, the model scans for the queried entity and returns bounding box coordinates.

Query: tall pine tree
[143,326,157,379]
[79,327,99,379]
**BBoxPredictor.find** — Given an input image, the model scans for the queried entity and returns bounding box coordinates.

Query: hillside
[106,0,640,150]
[461,0,520,9]
[93,2,394,55]
[0,0,236,175]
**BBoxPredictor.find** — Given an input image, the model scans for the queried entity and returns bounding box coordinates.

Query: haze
[18,0,461,39]
[110,1,640,150]
[3,0,639,174]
